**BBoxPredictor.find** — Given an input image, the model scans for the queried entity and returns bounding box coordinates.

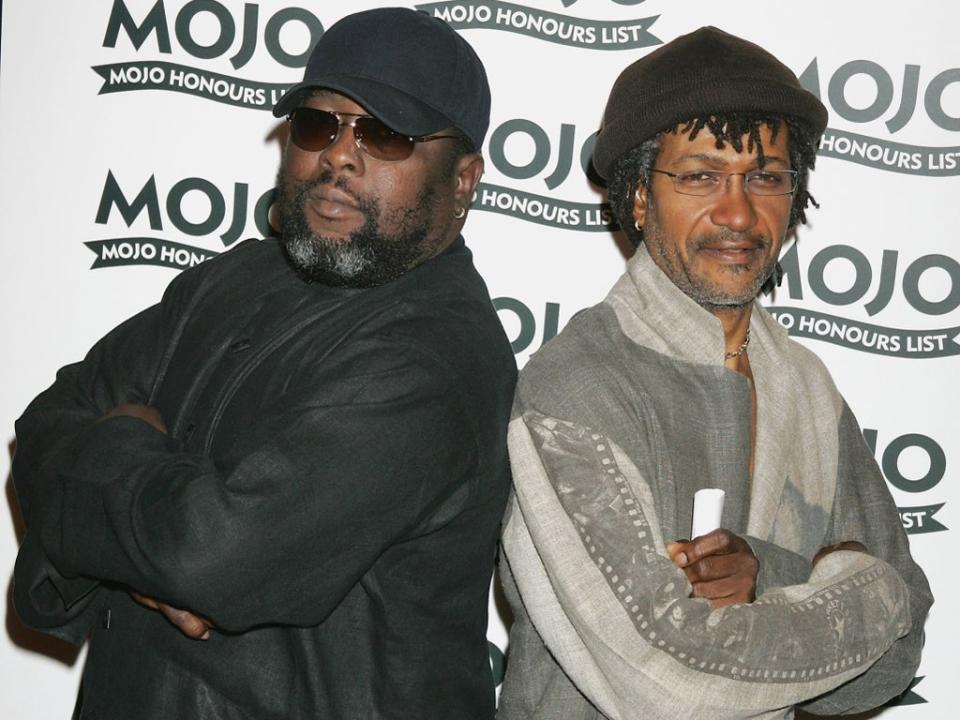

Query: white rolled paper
[691,488,725,538]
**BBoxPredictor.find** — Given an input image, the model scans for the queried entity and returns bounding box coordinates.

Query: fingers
[689,529,745,561]
[665,541,686,564]
[130,591,160,610]
[684,555,758,593]
[690,575,755,607]
[668,530,758,606]
[680,552,742,583]
[129,592,211,640]
[159,605,211,640]
[670,529,745,567]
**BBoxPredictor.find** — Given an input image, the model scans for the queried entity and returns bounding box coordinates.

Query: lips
[305,185,362,223]
[699,239,765,265]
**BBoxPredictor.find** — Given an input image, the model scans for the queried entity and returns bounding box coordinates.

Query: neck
[414,231,459,267]
[710,304,753,373]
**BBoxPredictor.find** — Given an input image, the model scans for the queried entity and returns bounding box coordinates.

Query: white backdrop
[1,1,956,718]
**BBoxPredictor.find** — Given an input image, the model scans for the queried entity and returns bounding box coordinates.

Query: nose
[320,121,363,175]
[709,174,756,232]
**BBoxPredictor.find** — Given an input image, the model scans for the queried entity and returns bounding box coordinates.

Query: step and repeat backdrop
[1,1,956,717]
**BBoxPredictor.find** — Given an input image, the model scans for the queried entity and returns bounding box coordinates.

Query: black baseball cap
[272,8,491,150]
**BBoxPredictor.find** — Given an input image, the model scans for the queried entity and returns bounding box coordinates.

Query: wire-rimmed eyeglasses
[649,168,798,196]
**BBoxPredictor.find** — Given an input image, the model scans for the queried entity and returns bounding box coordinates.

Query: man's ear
[454,154,484,211]
[632,180,649,229]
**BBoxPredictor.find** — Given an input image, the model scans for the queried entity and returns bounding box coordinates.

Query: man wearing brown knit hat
[498,27,930,720]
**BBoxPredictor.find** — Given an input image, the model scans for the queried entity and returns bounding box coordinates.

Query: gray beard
[277,170,441,288]
[644,220,777,310]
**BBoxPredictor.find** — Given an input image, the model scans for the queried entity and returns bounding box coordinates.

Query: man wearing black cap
[498,27,930,720]
[13,8,514,719]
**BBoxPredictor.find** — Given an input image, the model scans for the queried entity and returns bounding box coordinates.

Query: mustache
[297,170,381,216]
[304,170,357,200]
[690,230,770,251]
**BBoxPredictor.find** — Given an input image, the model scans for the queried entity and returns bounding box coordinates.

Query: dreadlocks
[607,114,820,250]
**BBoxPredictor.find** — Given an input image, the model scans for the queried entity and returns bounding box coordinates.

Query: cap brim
[272,74,453,138]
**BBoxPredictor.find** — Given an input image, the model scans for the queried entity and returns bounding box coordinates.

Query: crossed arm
[14,273,478,642]
[503,407,927,718]
[666,529,867,608]
[666,407,933,715]
[100,402,211,640]
[50,402,852,639]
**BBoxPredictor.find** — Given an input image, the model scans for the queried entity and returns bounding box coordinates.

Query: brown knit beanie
[592,26,828,180]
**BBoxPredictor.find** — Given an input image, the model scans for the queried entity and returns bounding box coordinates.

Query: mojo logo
[416,1,659,50]
[494,297,563,354]
[86,170,276,270]
[473,118,615,231]
[864,429,948,535]
[799,58,960,175]
[767,242,960,358]
[94,0,324,110]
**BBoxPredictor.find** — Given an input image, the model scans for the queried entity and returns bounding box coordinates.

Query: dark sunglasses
[288,107,461,162]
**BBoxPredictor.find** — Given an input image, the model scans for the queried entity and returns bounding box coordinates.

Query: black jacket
[13,237,516,719]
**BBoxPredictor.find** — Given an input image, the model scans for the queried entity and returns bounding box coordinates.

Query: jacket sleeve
[37,337,479,633]
[12,261,210,642]
[799,402,933,715]
[502,402,915,720]
[743,536,812,593]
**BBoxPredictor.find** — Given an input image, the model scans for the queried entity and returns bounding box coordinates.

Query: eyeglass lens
[289,108,416,161]
[666,170,797,196]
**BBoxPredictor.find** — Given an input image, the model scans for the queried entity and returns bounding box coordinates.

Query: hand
[812,540,868,568]
[130,592,213,640]
[666,529,758,607]
[100,403,167,434]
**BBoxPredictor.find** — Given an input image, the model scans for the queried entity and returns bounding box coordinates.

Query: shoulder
[305,245,518,414]
[521,303,616,381]
[517,302,661,422]
[182,237,280,278]
[160,238,285,300]
[372,244,516,378]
